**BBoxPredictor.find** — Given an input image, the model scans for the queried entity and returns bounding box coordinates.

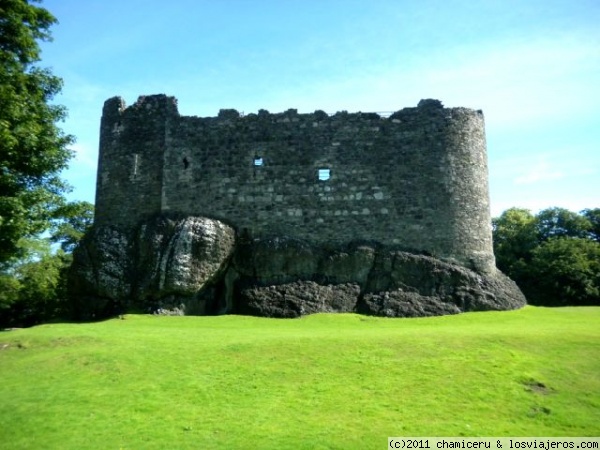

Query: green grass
[0,306,599,449]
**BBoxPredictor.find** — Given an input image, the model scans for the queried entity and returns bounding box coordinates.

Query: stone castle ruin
[69,95,525,319]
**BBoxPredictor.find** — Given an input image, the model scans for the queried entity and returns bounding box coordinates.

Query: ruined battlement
[95,95,495,274]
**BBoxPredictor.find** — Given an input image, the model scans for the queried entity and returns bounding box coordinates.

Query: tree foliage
[0,201,93,327]
[492,208,537,270]
[535,207,592,241]
[0,246,70,327]
[581,208,600,242]
[0,0,74,265]
[50,200,94,252]
[493,207,600,306]
[528,238,600,306]
[0,2,95,327]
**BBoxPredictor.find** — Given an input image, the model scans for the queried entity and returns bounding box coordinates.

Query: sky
[38,0,599,217]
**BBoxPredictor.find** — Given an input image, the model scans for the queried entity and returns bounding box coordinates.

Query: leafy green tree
[0,238,73,328]
[10,249,69,326]
[528,238,600,306]
[50,201,94,252]
[581,208,600,242]
[0,272,21,315]
[493,207,600,306]
[535,207,592,241]
[0,199,93,328]
[492,208,537,274]
[0,0,74,266]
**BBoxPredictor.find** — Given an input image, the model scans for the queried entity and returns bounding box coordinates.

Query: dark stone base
[68,217,526,320]
[231,238,525,318]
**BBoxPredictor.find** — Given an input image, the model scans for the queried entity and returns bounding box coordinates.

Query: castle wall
[95,95,178,229]
[95,96,495,274]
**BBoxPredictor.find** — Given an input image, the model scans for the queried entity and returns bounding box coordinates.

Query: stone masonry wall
[95,95,495,274]
[95,96,177,226]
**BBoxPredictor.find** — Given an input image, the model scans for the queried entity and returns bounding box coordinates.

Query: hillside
[1,307,598,449]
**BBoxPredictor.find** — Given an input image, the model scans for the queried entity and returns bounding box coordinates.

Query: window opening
[318,168,331,181]
[253,156,263,167]
[183,157,190,169]
[133,153,139,178]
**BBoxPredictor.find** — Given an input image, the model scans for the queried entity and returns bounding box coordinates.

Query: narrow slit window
[253,157,263,167]
[183,157,190,169]
[133,153,139,178]
[318,168,331,181]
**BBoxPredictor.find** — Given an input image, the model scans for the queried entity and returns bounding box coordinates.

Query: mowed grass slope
[0,307,598,449]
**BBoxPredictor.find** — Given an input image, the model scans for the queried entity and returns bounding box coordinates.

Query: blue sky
[39,0,599,216]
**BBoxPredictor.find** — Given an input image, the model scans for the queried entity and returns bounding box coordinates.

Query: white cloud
[512,157,597,186]
[69,142,97,169]
[514,158,564,185]
[491,149,597,185]
[233,31,600,130]
[431,36,600,129]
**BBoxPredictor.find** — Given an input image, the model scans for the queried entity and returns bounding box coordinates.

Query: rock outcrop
[69,215,526,320]
[134,216,235,314]
[69,216,235,319]
[230,238,524,318]
[69,226,132,319]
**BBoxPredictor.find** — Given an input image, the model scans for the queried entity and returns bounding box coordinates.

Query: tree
[0,272,21,315]
[581,208,600,242]
[3,245,69,327]
[528,238,600,306]
[492,208,538,273]
[0,201,93,327]
[50,200,94,252]
[492,207,600,307]
[0,0,74,266]
[535,207,591,241]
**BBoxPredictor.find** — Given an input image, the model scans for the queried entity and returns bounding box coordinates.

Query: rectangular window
[318,168,331,181]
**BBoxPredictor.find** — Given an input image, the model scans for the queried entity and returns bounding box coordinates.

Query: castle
[70,94,524,319]
[95,95,495,275]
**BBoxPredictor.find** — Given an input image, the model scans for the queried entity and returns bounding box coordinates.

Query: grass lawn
[0,306,599,449]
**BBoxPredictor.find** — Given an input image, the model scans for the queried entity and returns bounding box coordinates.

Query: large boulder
[69,216,235,318]
[134,216,235,314]
[68,226,132,319]
[359,252,525,317]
